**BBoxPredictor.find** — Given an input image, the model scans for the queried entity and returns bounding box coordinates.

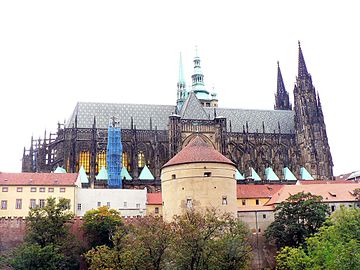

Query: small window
[30,187,36,192]
[2,187,8,192]
[331,205,336,212]
[17,187,23,192]
[39,187,45,192]
[258,228,261,233]
[186,198,192,209]
[16,199,22,209]
[263,214,266,219]
[30,199,36,209]
[107,202,111,207]
[256,199,260,205]
[204,172,211,177]
[242,199,246,206]
[97,202,101,207]
[136,203,140,209]
[222,196,228,205]
[48,188,54,192]
[155,207,159,214]
[39,199,45,208]
[171,174,176,179]
[60,188,66,193]
[77,203,82,211]
[124,202,127,208]
[1,200,7,209]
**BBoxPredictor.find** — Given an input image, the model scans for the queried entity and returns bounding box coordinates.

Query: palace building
[21,43,333,186]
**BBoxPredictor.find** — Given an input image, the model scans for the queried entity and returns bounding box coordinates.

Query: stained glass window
[138,151,145,168]
[79,151,90,174]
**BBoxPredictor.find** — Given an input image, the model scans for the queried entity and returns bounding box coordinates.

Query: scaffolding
[107,118,122,188]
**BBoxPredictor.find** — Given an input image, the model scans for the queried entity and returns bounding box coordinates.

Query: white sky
[0,0,359,176]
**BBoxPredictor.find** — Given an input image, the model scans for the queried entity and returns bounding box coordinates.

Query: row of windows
[184,196,228,209]
[1,199,47,210]
[78,151,145,174]
[241,199,260,206]
[76,202,142,211]
[1,187,66,193]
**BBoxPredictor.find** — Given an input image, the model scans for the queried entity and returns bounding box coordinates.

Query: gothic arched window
[96,150,107,174]
[122,152,130,170]
[138,151,145,168]
[79,151,90,174]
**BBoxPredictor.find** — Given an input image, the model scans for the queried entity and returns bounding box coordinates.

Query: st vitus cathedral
[22,43,333,185]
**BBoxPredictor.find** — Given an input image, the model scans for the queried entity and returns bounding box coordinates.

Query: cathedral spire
[298,41,309,78]
[274,61,292,110]
[176,52,187,112]
[191,46,206,90]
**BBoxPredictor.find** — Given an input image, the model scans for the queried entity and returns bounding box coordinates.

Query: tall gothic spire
[178,52,185,86]
[274,61,292,110]
[176,52,187,112]
[298,41,309,78]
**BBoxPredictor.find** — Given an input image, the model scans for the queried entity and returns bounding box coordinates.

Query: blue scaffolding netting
[107,126,123,188]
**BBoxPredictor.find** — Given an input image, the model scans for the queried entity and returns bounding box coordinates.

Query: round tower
[161,136,237,222]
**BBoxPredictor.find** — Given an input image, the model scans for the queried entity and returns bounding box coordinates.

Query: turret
[176,52,187,112]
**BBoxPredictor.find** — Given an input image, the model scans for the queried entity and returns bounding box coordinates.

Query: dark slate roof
[205,107,295,134]
[180,92,209,120]
[66,102,295,134]
[66,102,176,130]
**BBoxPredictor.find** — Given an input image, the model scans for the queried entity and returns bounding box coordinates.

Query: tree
[276,206,360,270]
[170,209,251,270]
[84,209,252,270]
[82,206,124,248]
[85,216,173,270]
[10,197,81,270]
[25,197,74,247]
[265,192,329,249]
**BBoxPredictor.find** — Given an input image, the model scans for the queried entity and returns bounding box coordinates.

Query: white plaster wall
[76,188,147,217]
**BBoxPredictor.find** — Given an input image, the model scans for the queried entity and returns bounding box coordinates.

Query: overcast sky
[0,0,359,176]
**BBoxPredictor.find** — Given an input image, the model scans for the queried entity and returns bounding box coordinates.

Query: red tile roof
[266,183,360,205]
[147,192,162,205]
[237,184,283,199]
[163,136,235,168]
[0,172,78,186]
[298,180,351,185]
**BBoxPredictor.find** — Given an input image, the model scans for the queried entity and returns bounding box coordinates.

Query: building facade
[22,43,333,184]
[75,188,147,217]
[0,172,79,217]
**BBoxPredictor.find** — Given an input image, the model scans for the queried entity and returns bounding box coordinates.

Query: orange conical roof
[162,136,235,168]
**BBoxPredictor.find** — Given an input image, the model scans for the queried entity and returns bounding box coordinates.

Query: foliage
[10,197,81,270]
[84,209,252,270]
[82,206,124,248]
[10,244,65,270]
[169,209,251,270]
[276,206,360,270]
[265,192,329,249]
[25,197,74,247]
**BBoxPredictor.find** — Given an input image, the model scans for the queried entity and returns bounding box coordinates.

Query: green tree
[170,209,251,270]
[276,206,360,270]
[85,209,251,270]
[83,206,124,248]
[10,197,81,270]
[85,216,173,270]
[25,197,74,247]
[10,244,65,270]
[265,192,329,249]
